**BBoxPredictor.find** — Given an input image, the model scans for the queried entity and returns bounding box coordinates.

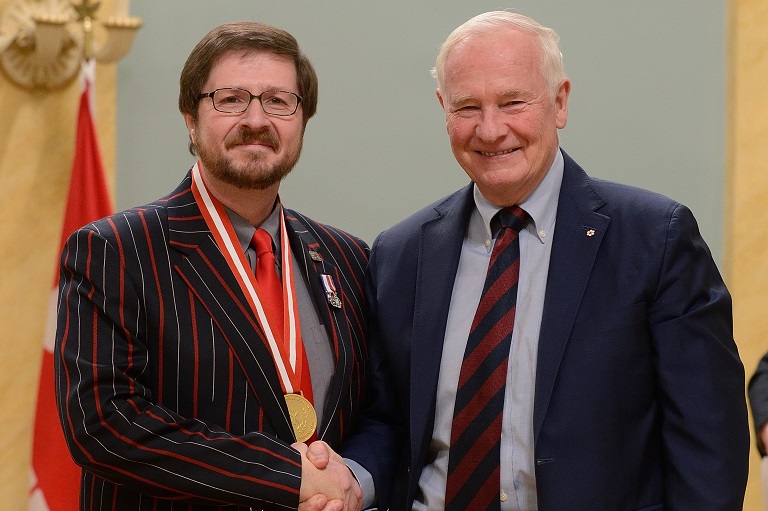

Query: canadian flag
[29,59,113,511]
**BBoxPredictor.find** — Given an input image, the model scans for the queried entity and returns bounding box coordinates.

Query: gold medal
[285,392,317,443]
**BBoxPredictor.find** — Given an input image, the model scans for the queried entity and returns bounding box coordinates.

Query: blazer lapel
[166,175,295,441]
[410,185,475,465]
[283,210,358,442]
[533,153,610,442]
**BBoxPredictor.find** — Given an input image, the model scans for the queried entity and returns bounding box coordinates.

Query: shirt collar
[473,148,564,244]
[227,199,282,258]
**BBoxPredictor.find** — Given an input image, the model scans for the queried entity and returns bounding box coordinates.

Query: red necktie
[251,229,283,330]
[252,228,318,443]
[445,206,529,511]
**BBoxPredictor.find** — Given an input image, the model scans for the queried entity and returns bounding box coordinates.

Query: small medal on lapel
[309,250,323,262]
[320,274,342,309]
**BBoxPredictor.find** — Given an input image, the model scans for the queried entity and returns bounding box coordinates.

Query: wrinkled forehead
[441,31,545,96]
[205,50,298,90]
[445,28,541,74]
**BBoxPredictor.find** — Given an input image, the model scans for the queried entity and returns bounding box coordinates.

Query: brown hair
[179,21,318,126]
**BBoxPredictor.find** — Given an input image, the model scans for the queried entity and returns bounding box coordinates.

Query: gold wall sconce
[0,0,142,90]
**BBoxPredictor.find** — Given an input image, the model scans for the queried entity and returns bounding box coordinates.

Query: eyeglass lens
[211,88,299,115]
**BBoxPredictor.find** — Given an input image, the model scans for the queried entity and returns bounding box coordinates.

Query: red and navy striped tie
[445,205,529,511]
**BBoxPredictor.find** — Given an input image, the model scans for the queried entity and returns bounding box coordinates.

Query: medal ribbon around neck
[190,162,312,401]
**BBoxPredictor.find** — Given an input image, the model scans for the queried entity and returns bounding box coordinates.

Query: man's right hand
[294,442,362,511]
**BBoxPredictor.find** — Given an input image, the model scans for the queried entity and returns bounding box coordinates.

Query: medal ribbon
[190,162,313,404]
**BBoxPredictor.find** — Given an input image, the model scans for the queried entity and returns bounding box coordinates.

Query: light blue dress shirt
[414,149,564,511]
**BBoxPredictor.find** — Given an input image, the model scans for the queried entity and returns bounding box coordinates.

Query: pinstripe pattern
[54,172,370,511]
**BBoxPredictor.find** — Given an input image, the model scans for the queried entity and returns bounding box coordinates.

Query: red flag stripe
[30,60,113,511]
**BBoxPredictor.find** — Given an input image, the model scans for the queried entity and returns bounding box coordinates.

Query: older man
[366,11,749,511]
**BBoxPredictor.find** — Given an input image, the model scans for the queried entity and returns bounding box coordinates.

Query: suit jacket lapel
[283,211,353,442]
[166,174,295,441]
[411,185,475,465]
[533,152,610,442]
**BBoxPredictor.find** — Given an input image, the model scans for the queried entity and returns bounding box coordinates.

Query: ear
[555,78,571,129]
[183,113,196,144]
[436,88,445,111]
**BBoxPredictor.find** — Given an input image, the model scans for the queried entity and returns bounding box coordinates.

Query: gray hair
[431,11,565,97]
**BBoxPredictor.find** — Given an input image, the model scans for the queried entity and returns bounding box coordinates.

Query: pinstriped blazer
[54,171,373,511]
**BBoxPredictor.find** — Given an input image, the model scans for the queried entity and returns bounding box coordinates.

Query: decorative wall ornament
[0,0,141,90]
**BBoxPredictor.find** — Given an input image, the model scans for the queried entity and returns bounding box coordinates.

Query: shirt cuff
[344,458,376,509]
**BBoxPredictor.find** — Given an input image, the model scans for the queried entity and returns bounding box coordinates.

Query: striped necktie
[445,205,529,511]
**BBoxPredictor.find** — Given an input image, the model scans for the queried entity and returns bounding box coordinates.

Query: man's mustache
[225,128,280,150]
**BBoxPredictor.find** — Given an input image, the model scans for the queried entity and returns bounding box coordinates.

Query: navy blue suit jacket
[366,151,748,510]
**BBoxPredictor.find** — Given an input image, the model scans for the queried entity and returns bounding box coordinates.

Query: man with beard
[54,22,395,511]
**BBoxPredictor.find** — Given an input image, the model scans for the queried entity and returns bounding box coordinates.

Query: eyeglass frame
[197,87,303,116]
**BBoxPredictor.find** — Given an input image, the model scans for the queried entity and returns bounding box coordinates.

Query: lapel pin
[320,274,342,309]
[585,228,596,237]
[309,250,323,262]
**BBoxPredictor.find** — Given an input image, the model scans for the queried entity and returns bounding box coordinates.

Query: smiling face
[185,50,304,190]
[437,28,570,206]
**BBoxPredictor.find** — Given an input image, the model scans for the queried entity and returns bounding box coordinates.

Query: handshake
[294,441,364,511]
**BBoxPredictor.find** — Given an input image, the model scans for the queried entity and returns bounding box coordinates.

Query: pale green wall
[117,0,726,261]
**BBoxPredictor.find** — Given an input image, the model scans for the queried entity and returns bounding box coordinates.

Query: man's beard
[197,126,303,190]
